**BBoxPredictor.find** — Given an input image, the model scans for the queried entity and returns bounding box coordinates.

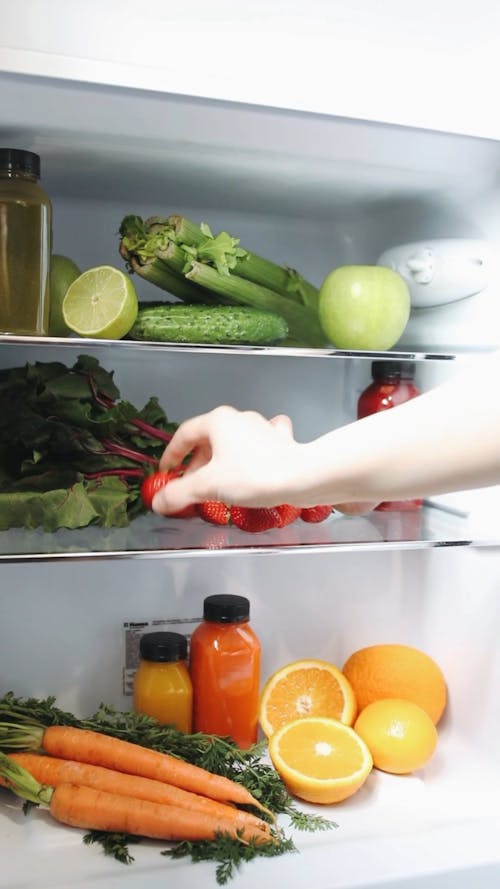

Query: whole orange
[354,698,438,774]
[342,644,447,724]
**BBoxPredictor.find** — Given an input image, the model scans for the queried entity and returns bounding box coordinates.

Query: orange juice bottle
[133,631,193,732]
[189,595,261,749]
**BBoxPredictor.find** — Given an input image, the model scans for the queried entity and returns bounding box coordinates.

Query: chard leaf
[0,355,176,531]
[73,355,120,400]
[85,477,131,528]
[0,477,131,531]
[0,483,100,531]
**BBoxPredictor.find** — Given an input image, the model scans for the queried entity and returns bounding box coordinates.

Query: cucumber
[128,304,288,345]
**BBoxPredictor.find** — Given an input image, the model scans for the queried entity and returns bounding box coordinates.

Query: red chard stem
[130,418,173,443]
[100,438,158,465]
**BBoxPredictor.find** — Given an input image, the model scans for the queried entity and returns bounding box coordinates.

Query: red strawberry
[141,465,193,512]
[197,500,231,525]
[230,505,280,532]
[275,504,301,528]
[141,469,179,510]
[300,505,332,523]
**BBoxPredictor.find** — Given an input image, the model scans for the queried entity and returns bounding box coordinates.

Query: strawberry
[275,504,301,528]
[300,505,332,523]
[197,500,231,525]
[230,505,280,532]
[141,469,180,510]
[141,464,196,515]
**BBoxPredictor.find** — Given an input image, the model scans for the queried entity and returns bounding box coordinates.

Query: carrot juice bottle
[189,595,261,749]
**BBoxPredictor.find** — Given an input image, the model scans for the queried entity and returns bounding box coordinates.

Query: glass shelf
[0,334,459,362]
[0,503,495,563]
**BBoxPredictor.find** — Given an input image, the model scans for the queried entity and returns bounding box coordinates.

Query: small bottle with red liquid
[357,360,423,512]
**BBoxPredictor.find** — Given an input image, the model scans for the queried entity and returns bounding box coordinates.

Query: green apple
[49,254,81,336]
[318,265,410,351]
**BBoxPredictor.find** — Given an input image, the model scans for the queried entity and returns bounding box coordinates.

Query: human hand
[152,406,302,515]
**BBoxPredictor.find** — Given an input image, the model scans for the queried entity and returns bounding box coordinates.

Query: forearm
[292,354,500,506]
[153,353,500,514]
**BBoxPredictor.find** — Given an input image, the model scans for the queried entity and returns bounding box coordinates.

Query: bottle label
[122,615,201,695]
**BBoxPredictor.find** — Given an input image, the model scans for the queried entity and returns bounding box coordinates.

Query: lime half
[62,265,138,339]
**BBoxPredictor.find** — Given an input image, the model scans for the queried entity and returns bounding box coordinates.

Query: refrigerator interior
[2,547,500,889]
[1,68,500,888]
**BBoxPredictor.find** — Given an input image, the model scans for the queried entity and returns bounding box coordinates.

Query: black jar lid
[0,148,41,178]
[203,594,250,623]
[371,360,416,381]
[139,631,188,662]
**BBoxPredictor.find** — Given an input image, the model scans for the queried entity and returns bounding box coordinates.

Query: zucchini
[128,304,288,345]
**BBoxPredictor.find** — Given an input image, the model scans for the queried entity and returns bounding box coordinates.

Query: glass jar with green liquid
[0,148,52,335]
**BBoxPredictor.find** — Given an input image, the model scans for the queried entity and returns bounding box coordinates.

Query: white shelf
[2,733,499,889]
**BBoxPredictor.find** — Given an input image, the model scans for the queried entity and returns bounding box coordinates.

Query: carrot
[0,753,274,845]
[53,784,272,843]
[11,724,274,818]
[5,752,271,835]
[1,766,270,845]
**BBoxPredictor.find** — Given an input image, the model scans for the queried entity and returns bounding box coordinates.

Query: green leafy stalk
[186,262,328,347]
[169,215,319,307]
[164,214,208,247]
[119,214,320,310]
[233,255,318,308]
[119,218,228,305]
[126,253,217,305]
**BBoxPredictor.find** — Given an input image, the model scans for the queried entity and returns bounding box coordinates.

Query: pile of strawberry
[141,470,332,533]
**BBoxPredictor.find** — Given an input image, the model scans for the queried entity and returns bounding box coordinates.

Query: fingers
[152,466,213,515]
[158,412,214,471]
[152,478,187,514]
[182,445,211,476]
[269,413,294,439]
[333,500,379,515]
[152,406,297,515]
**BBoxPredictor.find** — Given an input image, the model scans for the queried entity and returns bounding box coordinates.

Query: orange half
[268,716,373,804]
[259,658,357,738]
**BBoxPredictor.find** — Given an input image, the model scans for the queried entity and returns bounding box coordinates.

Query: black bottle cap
[0,148,40,178]
[139,631,188,662]
[203,594,250,623]
[371,360,416,381]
